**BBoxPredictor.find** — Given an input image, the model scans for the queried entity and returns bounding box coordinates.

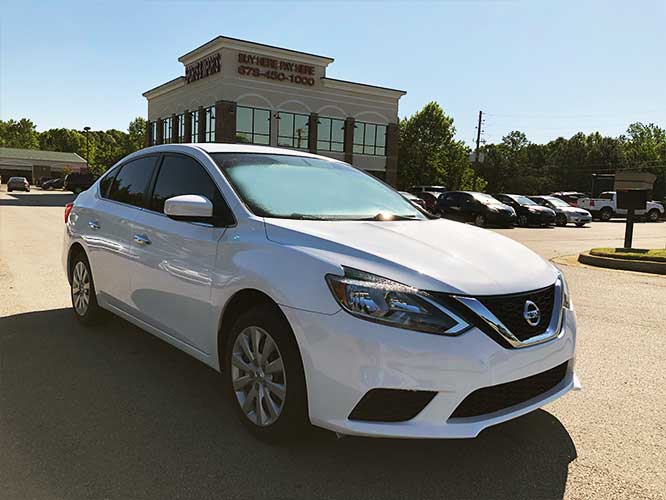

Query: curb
[578,252,666,275]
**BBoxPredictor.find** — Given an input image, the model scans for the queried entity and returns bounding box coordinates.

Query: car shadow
[0,308,577,500]
[0,191,76,207]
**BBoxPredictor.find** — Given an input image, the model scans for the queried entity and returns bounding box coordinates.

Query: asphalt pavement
[1,187,665,500]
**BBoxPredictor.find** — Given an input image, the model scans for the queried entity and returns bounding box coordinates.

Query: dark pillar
[183,110,192,143]
[385,122,399,187]
[197,106,206,143]
[156,118,164,145]
[171,113,178,144]
[308,113,318,153]
[344,117,355,164]
[145,121,151,147]
[215,100,237,143]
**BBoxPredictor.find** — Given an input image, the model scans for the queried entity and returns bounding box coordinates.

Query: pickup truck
[577,191,664,222]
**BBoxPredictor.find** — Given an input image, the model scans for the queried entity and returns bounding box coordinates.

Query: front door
[127,153,232,354]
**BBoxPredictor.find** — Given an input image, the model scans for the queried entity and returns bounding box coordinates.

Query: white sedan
[63,144,579,440]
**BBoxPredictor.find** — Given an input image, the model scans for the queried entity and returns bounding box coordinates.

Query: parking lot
[1,187,665,500]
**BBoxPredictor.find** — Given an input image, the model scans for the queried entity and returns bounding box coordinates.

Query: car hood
[264,218,558,295]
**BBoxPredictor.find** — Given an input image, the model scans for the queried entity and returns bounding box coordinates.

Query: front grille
[479,285,555,341]
[450,362,568,419]
[349,389,436,422]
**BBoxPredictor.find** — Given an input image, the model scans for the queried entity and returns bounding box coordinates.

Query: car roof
[142,143,325,160]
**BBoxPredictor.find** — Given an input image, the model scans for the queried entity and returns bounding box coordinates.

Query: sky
[1,0,665,146]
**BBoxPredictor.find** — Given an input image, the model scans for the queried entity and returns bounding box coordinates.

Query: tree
[127,117,146,153]
[39,128,85,153]
[398,102,484,190]
[0,118,40,149]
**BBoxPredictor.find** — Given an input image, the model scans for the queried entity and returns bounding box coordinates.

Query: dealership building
[143,36,405,185]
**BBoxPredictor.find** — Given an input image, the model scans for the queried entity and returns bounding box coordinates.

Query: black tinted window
[99,167,119,198]
[151,155,231,220]
[108,156,156,207]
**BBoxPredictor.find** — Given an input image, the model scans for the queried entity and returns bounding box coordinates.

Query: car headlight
[326,267,470,336]
[559,272,572,310]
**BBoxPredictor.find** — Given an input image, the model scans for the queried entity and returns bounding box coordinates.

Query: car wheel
[647,209,660,222]
[7,189,11,192]
[224,303,308,441]
[599,208,613,222]
[556,214,567,226]
[575,222,586,227]
[70,253,103,325]
[517,214,528,227]
[474,214,486,227]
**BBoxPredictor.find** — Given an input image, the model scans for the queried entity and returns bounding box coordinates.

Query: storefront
[143,36,405,185]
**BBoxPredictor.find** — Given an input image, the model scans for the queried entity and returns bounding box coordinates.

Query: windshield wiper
[287,213,330,220]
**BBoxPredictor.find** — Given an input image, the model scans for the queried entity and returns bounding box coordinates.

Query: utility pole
[474,111,483,190]
[83,126,91,166]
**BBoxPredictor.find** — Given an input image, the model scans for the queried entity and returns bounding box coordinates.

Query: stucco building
[143,36,405,185]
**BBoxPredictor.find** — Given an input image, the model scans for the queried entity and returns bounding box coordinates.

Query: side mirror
[164,194,213,222]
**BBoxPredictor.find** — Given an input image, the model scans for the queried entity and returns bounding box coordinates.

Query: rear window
[107,156,156,208]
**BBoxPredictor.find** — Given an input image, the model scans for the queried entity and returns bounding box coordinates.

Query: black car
[494,194,556,227]
[42,177,64,190]
[436,191,516,227]
[64,173,96,194]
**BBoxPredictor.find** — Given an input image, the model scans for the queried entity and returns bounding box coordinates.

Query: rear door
[441,192,465,221]
[85,155,158,309]
[127,153,232,354]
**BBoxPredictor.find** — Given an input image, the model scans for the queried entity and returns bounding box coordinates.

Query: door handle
[133,234,151,245]
[88,220,101,230]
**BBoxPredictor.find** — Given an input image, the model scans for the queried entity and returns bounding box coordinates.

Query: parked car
[64,172,96,194]
[408,185,447,196]
[415,191,439,212]
[63,144,578,441]
[577,191,664,222]
[42,177,64,190]
[399,191,427,210]
[550,191,590,207]
[7,176,30,192]
[436,191,516,227]
[529,195,592,227]
[495,194,556,227]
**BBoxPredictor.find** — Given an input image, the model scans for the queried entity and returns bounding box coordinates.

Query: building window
[277,111,309,149]
[353,122,387,156]
[191,110,200,142]
[177,113,185,143]
[150,121,157,145]
[204,106,215,142]
[162,117,173,144]
[236,106,270,145]
[317,117,344,152]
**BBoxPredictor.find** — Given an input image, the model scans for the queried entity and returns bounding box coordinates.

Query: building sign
[237,53,315,86]
[185,53,221,84]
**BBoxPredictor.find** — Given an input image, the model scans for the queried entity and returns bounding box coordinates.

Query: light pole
[83,126,91,167]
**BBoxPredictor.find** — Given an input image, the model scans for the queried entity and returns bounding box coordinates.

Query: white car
[577,191,664,222]
[63,144,579,440]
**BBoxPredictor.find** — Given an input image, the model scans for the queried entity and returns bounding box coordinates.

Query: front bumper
[487,211,516,227]
[565,212,592,224]
[282,304,578,439]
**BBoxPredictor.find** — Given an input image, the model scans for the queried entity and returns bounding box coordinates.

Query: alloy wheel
[518,215,528,227]
[475,214,486,227]
[231,326,287,427]
[72,261,91,315]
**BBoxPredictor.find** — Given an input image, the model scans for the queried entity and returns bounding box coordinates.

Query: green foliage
[0,117,147,174]
[398,102,484,190]
[0,118,40,149]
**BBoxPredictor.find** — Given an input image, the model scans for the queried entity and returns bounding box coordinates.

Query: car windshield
[212,153,426,221]
[471,192,502,205]
[510,195,538,206]
[545,197,570,207]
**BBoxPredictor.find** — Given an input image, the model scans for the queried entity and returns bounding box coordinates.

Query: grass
[590,247,666,263]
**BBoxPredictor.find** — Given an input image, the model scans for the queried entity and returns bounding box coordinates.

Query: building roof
[0,147,87,164]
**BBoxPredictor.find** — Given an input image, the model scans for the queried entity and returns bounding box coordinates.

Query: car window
[99,166,120,198]
[600,192,614,200]
[150,154,232,221]
[107,156,157,208]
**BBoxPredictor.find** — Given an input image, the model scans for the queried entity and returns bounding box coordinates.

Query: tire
[224,303,308,441]
[7,189,11,192]
[599,208,613,222]
[556,214,567,227]
[575,222,586,227]
[474,213,486,227]
[647,209,660,222]
[70,252,104,325]
[517,214,528,227]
